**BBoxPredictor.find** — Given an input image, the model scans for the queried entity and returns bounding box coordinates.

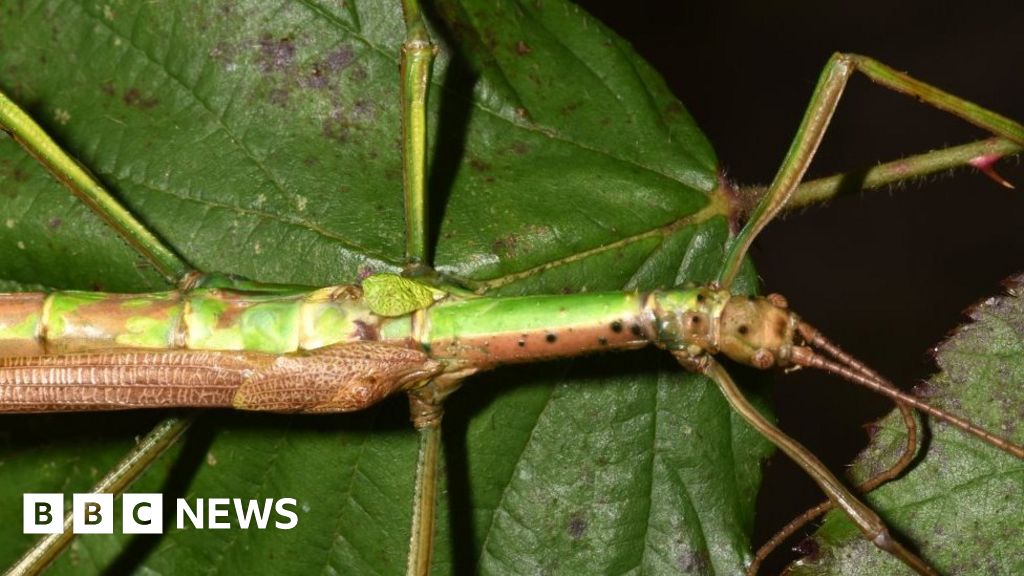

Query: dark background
[575,1,1024,572]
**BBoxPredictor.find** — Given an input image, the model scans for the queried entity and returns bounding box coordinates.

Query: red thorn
[968,154,1015,189]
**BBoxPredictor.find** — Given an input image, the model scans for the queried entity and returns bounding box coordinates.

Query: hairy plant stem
[740,137,1021,215]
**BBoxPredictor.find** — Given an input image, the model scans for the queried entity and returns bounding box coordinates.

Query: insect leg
[749,403,919,576]
[717,52,1024,289]
[697,358,937,576]
[1,89,199,572]
[400,0,436,270]
[0,90,191,283]
[397,1,442,574]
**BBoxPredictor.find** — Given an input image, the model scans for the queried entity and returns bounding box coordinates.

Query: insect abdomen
[0,285,380,357]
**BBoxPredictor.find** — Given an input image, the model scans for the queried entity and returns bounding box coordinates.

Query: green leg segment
[398,1,443,574]
[718,53,1024,289]
[407,424,442,576]
[400,0,436,269]
[1,90,197,574]
[398,0,441,570]
[0,91,191,283]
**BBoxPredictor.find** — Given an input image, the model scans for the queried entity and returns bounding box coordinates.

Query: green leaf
[0,1,769,575]
[787,276,1024,576]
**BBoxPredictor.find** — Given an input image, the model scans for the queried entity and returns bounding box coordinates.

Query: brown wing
[232,341,441,413]
[0,342,440,414]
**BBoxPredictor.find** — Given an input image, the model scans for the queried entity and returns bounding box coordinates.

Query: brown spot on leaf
[123,88,159,110]
[349,66,368,83]
[352,99,376,122]
[100,82,115,97]
[47,217,62,230]
[268,88,290,106]
[492,234,519,257]
[676,551,711,573]
[258,36,295,73]
[567,514,587,539]
[325,45,355,71]
[468,157,492,172]
[322,110,355,143]
[515,40,532,55]
[560,101,582,116]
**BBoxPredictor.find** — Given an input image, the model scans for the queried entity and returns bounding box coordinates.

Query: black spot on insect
[690,315,702,325]
[696,293,705,303]
[598,337,608,346]
[610,321,623,333]
[738,325,749,336]
[517,339,526,348]
[630,324,642,337]
[545,333,557,343]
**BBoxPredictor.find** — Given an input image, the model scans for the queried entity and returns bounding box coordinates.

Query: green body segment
[382,290,672,368]
[0,285,379,357]
[0,276,707,373]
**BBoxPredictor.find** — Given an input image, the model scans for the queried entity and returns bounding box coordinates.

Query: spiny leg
[397,1,442,575]
[717,52,1024,289]
[696,358,937,576]
[0,90,198,573]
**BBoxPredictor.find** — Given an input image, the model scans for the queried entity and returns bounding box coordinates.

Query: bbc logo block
[24,493,162,535]
[22,494,298,534]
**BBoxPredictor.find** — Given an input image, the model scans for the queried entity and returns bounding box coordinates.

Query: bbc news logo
[24,494,299,534]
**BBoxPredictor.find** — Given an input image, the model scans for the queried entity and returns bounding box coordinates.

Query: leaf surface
[787,276,1024,576]
[0,1,771,574]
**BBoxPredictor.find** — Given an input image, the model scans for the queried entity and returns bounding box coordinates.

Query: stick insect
[1,2,1022,575]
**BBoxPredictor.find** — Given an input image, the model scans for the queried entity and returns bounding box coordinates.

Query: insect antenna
[789,326,1024,460]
